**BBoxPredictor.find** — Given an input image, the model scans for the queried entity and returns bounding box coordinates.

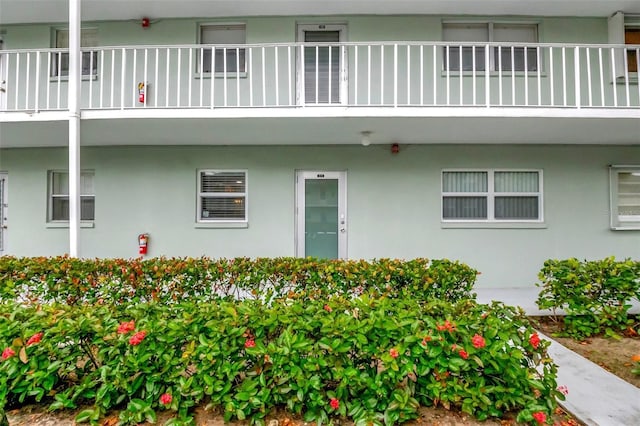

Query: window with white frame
[442,170,542,221]
[609,166,640,230]
[199,24,246,74]
[51,28,98,77]
[443,23,539,72]
[197,170,247,222]
[48,171,95,221]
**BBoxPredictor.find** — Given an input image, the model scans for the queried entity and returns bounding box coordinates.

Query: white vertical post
[393,44,397,107]
[68,0,81,257]
[574,47,581,108]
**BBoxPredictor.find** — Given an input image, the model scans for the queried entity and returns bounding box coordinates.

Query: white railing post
[574,47,581,108]
[485,44,490,107]
[393,43,398,107]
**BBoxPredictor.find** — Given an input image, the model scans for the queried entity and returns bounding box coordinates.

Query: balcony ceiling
[1,0,640,25]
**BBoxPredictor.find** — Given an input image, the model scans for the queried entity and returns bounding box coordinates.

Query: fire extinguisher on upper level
[138,233,149,255]
[138,82,146,104]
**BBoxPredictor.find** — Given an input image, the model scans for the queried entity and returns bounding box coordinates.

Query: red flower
[436,320,456,332]
[471,334,485,349]
[26,332,44,346]
[117,320,136,334]
[530,332,541,349]
[129,330,146,346]
[458,349,469,359]
[557,385,569,396]
[1,347,15,360]
[159,393,172,405]
[329,398,339,410]
[389,348,399,358]
[244,339,256,348]
[323,304,332,313]
[532,411,546,424]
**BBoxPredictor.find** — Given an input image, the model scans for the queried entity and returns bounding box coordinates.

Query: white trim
[46,221,94,228]
[194,222,248,229]
[78,106,640,121]
[441,168,544,224]
[196,168,248,225]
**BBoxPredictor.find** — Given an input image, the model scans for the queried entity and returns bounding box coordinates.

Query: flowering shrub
[536,257,640,339]
[0,297,561,425]
[0,257,477,306]
[633,354,640,376]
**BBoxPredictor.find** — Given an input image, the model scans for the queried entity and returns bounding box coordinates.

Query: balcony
[1,41,639,147]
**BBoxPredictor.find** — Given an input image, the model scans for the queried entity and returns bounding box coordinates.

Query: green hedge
[0,297,560,425]
[0,257,477,305]
[536,257,640,339]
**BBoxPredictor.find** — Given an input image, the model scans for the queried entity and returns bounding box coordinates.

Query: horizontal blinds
[201,197,245,220]
[199,171,247,221]
[617,172,640,217]
[304,31,341,104]
[200,171,246,193]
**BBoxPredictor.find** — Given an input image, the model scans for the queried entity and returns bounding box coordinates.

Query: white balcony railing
[1,42,639,113]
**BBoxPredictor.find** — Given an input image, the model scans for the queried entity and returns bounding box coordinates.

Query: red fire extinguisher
[138,233,149,255]
[138,82,145,104]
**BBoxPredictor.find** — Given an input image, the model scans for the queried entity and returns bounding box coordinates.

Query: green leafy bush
[0,297,560,425]
[0,257,477,305]
[536,257,640,339]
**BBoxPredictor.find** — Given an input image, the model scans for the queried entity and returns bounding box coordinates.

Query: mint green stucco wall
[0,16,609,49]
[1,144,638,288]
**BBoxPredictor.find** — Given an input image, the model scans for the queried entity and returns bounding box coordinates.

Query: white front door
[297,24,347,105]
[296,171,347,259]
[0,173,7,254]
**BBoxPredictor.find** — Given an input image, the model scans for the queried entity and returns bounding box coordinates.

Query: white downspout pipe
[68,0,81,257]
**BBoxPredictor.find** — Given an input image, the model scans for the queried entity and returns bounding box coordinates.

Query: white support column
[68,0,81,257]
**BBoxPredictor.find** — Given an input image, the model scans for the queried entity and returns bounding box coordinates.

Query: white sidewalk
[544,334,640,426]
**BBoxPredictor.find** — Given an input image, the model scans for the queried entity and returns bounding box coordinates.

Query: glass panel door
[296,171,347,259]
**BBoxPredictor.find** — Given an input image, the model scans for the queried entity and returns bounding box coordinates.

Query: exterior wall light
[360,131,372,146]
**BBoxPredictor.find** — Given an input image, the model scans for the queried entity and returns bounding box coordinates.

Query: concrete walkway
[474,287,640,426]
[544,333,640,426]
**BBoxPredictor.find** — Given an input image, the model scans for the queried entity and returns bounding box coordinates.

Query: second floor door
[297,24,347,105]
